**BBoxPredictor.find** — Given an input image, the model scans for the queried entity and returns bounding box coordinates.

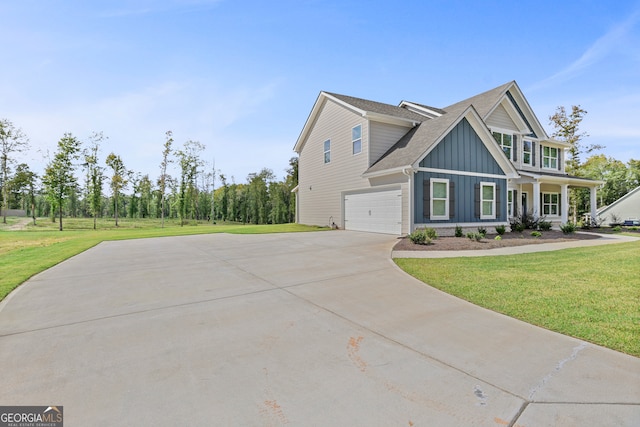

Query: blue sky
[2,0,639,184]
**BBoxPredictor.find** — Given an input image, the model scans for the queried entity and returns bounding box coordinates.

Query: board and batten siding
[419,118,505,175]
[416,118,507,224]
[485,104,519,132]
[297,98,372,228]
[369,121,413,167]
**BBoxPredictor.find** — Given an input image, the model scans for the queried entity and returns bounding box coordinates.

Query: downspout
[402,167,415,234]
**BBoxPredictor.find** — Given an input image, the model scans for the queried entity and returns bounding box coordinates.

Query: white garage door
[344,189,402,235]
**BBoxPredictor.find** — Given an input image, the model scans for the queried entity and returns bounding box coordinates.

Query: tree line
[0,119,298,230]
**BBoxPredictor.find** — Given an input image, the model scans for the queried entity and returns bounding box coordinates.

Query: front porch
[508,173,602,226]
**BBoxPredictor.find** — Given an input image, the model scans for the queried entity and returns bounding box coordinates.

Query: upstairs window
[523,140,533,166]
[542,146,558,169]
[493,132,513,160]
[323,139,331,164]
[352,125,362,155]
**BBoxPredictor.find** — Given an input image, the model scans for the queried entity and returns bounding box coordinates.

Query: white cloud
[529,9,640,91]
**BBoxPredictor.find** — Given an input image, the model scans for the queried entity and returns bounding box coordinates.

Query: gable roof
[294,91,426,153]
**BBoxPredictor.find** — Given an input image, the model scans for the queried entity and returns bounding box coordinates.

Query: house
[293,81,601,235]
[597,186,640,225]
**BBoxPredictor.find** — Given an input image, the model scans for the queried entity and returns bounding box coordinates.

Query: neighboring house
[293,81,601,235]
[597,186,640,225]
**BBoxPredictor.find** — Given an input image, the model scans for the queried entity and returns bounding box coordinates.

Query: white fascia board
[416,167,517,180]
[293,92,368,153]
[398,101,443,118]
[540,138,571,148]
[508,82,550,139]
[364,111,420,127]
[464,107,520,177]
[518,171,603,186]
[362,166,411,178]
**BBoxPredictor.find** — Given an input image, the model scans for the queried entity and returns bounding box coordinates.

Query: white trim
[542,192,560,216]
[542,145,559,170]
[430,178,449,220]
[522,138,533,166]
[416,167,510,180]
[480,181,496,219]
[352,124,362,155]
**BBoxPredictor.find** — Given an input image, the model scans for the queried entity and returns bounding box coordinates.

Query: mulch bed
[393,230,602,251]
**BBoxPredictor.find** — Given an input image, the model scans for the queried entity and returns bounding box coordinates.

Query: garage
[344,189,402,235]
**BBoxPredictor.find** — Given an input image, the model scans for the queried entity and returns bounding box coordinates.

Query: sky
[2,0,639,185]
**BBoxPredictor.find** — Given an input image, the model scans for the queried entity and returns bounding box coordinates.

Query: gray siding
[369,121,413,167]
[419,118,505,176]
[297,98,411,233]
[415,172,507,224]
[486,104,518,131]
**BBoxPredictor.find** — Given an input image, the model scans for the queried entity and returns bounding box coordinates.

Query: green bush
[531,231,542,238]
[539,220,553,231]
[612,226,622,232]
[408,228,436,245]
[494,235,502,241]
[477,226,487,238]
[454,225,463,238]
[560,222,577,234]
[495,224,506,235]
[466,232,483,242]
[511,222,525,233]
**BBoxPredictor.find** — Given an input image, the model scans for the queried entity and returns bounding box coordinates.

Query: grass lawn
[395,240,640,357]
[0,217,325,301]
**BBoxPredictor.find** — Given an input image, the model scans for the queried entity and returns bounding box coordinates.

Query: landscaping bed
[393,230,602,251]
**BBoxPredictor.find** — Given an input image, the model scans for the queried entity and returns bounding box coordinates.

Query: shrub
[612,226,622,232]
[477,226,487,238]
[494,235,502,241]
[538,220,553,231]
[408,228,436,245]
[560,222,577,234]
[495,224,506,235]
[454,225,463,238]
[511,222,526,233]
[531,231,542,238]
[466,232,483,242]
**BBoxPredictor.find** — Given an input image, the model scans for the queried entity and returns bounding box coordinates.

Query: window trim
[542,192,560,216]
[430,178,449,220]
[323,139,331,164]
[542,145,558,170]
[522,139,533,166]
[507,189,515,217]
[480,181,496,220]
[352,124,362,155]
[492,131,513,161]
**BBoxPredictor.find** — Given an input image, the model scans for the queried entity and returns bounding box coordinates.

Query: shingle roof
[363,81,518,174]
[366,100,474,174]
[325,92,428,123]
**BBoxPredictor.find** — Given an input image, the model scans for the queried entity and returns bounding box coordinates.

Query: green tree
[10,163,38,224]
[159,131,173,227]
[176,140,205,225]
[581,155,629,207]
[138,174,153,218]
[105,152,127,227]
[628,159,640,188]
[83,132,105,230]
[0,119,29,223]
[549,106,603,220]
[42,133,82,231]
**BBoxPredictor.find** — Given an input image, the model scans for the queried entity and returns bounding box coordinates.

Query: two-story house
[293,81,601,235]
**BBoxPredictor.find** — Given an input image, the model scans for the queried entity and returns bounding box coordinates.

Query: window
[480,182,496,219]
[323,139,331,164]
[523,140,532,165]
[430,178,449,219]
[493,131,513,160]
[543,193,560,215]
[352,125,362,155]
[543,146,558,169]
[507,190,515,217]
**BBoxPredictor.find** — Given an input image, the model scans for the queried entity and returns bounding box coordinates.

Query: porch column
[532,181,541,217]
[561,184,569,224]
[590,186,598,222]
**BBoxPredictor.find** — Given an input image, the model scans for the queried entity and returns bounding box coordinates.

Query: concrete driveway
[1,231,638,426]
